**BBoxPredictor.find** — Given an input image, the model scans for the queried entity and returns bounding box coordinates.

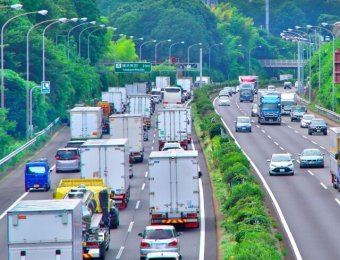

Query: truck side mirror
[198,171,202,178]
[138,233,143,237]
[335,154,339,160]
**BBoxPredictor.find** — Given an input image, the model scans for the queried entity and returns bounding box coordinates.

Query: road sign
[114,62,152,73]
[176,63,199,71]
[41,81,50,94]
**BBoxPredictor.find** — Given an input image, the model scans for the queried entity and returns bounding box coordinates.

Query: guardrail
[0,117,60,167]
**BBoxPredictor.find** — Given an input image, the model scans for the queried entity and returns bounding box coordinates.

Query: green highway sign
[114,62,152,73]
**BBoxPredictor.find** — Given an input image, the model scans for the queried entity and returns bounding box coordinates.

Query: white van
[163,87,182,105]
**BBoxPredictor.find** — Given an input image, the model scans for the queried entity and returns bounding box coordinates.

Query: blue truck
[239,83,254,102]
[258,92,281,125]
[24,158,51,191]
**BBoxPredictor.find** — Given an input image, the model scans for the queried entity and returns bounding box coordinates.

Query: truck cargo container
[329,128,340,189]
[109,114,144,163]
[126,83,147,96]
[148,150,200,228]
[176,77,192,93]
[8,199,83,260]
[70,107,102,140]
[128,94,152,128]
[157,107,190,150]
[80,139,130,209]
[239,75,259,94]
[281,92,297,115]
[156,76,170,89]
[101,87,127,113]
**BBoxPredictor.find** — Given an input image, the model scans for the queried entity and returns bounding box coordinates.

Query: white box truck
[80,139,130,209]
[281,92,297,115]
[109,114,144,163]
[128,94,152,129]
[148,150,201,228]
[70,107,102,140]
[8,199,82,260]
[156,76,170,89]
[126,83,147,95]
[100,87,127,113]
[329,128,340,189]
[176,77,192,93]
[157,106,190,150]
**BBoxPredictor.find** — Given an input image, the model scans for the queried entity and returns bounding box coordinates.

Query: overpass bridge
[259,59,307,68]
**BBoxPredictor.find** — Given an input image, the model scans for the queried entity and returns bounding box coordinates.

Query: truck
[194,76,210,86]
[176,77,192,93]
[24,158,51,191]
[281,92,297,115]
[239,75,259,94]
[258,91,282,125]
[157,106,190,150]
[330,128,340,189]
[148,150,201,228]
[69,107,102,140]
[8,199,83,260]
[109,114,144,163]
[239,83,255,102]
[80,139,131,209]
[126,83,147,96]
[128,94,152,128]
[156,76,170,89]
[101,87,127,113]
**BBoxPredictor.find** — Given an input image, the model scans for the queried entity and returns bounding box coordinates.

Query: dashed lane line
[308,170,314,176]
[320,183,328,190]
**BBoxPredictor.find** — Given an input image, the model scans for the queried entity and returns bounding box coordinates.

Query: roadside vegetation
[193,85,286,259]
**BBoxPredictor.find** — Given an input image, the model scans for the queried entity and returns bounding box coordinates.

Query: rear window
[65,141,85,148]
[145,229,174,239]
[164,88,181,93]
[57,150,78,159]
[26,166,46,175]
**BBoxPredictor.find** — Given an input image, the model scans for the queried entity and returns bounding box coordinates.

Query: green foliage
[223,162,250,184]
[220,152,250,173]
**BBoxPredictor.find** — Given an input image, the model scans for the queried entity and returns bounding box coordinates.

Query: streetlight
[169,41,185,64]
[78,23,101,57]
[1,9,48,108]
[187,43,202,65]
[237,44,262,74]
[208,42,223,72]
[155,39,171,65]
[139,39,156,61]
[0,4,22,10]
[112,33,125,41]
[55,18,79,45]
[87,26,117,63]
[43,18,68,82]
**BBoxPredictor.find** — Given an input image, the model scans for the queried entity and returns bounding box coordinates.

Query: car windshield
[293,107,305,112]
[26,166,46,175]
[57,150,78,159]
[311,120,326,126]
[220,96,229,100]
[144,229,174,239]
[303,115,314,120]
[66,141,85,148]
[302,149,321,156]
[272,155,291,162]
[237,118,250,123]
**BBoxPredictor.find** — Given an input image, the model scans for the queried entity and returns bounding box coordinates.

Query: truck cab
[24,159,51,191]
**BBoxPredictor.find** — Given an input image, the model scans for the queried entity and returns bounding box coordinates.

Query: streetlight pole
[169,41,185,64]
[139,40,157,61]
[78,24,102,57]
[249,45,262,74]
[1,9,48,108]
[43,18,68,82]
[154,39,171,65]
[208,42,223,72]
[187,43,202,65]
[29,85,40,138]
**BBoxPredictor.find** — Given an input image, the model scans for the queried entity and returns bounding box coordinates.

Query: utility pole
[265,0,269,33]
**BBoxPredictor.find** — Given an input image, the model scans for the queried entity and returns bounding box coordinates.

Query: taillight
[140,241,150,248]
[74,155,79,160]
[187,213,197,218]
[168,240,178,247]
[86,242,99,247]
[151,214,163,219]
[55,156,60,160]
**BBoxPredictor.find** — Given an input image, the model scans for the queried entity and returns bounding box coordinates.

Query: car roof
[272,153,291,157]
[144,225,175,231]
[57,147,79,151]
[302,148,320,152]
[237,116,250,119]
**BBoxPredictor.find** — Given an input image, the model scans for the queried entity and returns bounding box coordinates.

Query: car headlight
[287,163,293,167]
[270,164,278,168]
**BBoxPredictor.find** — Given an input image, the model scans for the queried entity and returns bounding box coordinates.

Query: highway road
[0,102,217,260]
[215,89,340,260]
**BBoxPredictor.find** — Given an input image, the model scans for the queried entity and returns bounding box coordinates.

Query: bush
[220,152,250,172]
[223,162,250,184]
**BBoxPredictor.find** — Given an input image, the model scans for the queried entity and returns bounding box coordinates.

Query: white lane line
[288,125,292,129]
[135,200,140,209]
[256,125,260,128]
[0,192,29,220]
[280,146,284,150]
[152,139,155,144]
[128,221,134,232]
[141,183,145,190]
[151,146,154,150]
[267,135,272,139]
[145,171,148,178]
[308,170,314,176]
[115,246,125,259]
[153,133,156,137]
[335,198,340,206]
[320,146,325,150]
[51,164,56,171]
[214,100,302,260]
[274,142,279,146]
[312,141,317,145]
[320,183,328,189]
[296,160,300,163]
[303,135,307,139]
[261,129,266,134]
[294,130,299,134]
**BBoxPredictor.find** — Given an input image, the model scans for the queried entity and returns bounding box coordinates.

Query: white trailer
[329,127,340,189]
[109,114,144,163]
[70,107,102,140]
[281,92,297,115]
[8,199,82,260]
[156,76,170,89]
[176,77,192,93]
[148,150,200,228]
[157,106,190,150]
[195,76,210,86]
[128,94,152,128]
[126,83,147,95]
[80,139,130,209]
[101,87,127,113]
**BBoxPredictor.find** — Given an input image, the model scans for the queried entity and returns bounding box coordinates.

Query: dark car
[284,82,292,89]
[143,130,149,141]
[109,200,120,229]
[308,118,327,135]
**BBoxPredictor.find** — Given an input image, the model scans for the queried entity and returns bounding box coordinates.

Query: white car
[218,96,231,106]
[162,142,184,151]
[267,153,295,176]
[300,114,315,128]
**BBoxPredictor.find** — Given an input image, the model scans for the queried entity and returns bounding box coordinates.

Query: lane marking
[135,200,140,209]
[261,129,266,134]
[256,125,260,128]
[311,141,317,145]
[152,140,155,144]
[274,142,279,146]
[141,183,145,190]
[214,97,302,260]
[288,125,292,129]
[320,183,328,189]
[115,246,125,259]
[0,192,29,220]
[320,146,325,150]
[267,135,272,139]
[151,146,154,150]
[296,160,300,163]
[145,171,148,178]
[128,221,134,232]
[308,170,314,176]
[280,146,284,150]
[335,198,340,206]
[51,164,56,171]
[303,135,307,139]
[294,130,299,134]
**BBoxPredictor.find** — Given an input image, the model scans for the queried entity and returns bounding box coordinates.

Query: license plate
[34,184,40,188]
[317,130,320,132]
[279,169,284,172]
[269,119,273,122]
[155,244,167,249]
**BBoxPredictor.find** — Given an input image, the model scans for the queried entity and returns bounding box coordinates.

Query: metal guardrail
[0,117,60,167]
